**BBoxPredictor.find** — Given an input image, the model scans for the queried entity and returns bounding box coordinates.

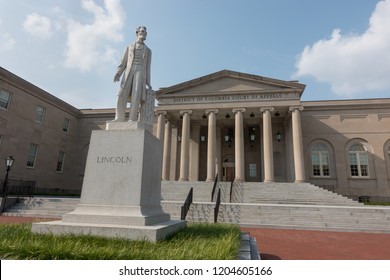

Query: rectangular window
[312,152,330,177]
[56,151,65,173]
[0,89,11,109]
[0,134,3,150]
[63,118,70,133]
[359,153,369,176]
[35,106,46,123]
[312,154,320,176]
[26,143,39,168]
[321,154,330,176]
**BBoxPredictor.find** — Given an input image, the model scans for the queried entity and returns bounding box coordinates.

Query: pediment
[157,70,305,97]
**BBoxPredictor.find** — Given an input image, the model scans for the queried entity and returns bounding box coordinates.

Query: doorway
[222,158,235,182]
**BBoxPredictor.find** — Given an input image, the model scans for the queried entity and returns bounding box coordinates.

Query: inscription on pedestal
[96,156,133,164]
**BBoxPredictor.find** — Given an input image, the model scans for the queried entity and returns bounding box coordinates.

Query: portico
[156,70,306,183]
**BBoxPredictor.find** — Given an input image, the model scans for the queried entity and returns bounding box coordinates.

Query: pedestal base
[32,220,186,242]
[32,126,186,242]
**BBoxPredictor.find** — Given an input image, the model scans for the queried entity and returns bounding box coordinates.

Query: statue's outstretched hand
[114,74,120,82]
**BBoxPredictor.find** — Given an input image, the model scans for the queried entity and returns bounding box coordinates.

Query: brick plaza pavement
[241,226,390,260]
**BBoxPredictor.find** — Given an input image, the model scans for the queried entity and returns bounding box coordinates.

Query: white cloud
[0,18,16,52]
[294,0,390,97]
[64,0,125,72]
[0,33,16,52]
[23,13,53,39]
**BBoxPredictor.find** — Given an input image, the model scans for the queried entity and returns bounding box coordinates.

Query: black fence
[1,179,36,197]
[354,196,390,204]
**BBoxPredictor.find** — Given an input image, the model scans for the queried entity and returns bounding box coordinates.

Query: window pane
[56,151,65,172]
[63,118,70,132]
[350,143,365,152]
[312,143,328,152]
[312,153,319,165]
[35,106,45,123]
[26,143,39,167]
[313,165,321,176]
[249,163,256,177]
[360,165,369,176]
[349,153,357,165]
[321,153,329,165]
[0,89,11,109]
[350,165,359,176]
[359,152,368,165]
[322,165,330,176]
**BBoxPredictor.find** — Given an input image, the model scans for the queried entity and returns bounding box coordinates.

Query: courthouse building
[1,67,390,199]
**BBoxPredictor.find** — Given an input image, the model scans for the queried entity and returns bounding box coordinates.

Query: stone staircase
[2,196,80,218]
[3,182,390,233]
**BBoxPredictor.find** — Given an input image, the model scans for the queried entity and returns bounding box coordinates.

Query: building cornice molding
[1,67,81,117]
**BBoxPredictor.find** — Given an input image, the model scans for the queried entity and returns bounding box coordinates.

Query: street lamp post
[2,156,14,196]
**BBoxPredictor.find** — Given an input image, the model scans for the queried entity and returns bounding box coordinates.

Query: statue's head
[136,26,147,41]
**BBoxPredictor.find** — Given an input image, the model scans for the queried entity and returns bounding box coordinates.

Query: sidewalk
[241,226,390,260]
[1,216,389,260]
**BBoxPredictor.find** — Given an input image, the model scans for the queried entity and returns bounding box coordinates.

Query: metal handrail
[180,187,193,220]
[229,179,234,203]
[211,173,218,202]
[214,188,221,223]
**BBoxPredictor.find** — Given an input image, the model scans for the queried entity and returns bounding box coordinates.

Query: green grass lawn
[0,223,241,260]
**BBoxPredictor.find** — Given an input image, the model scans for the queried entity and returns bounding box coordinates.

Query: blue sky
[1,0,389,109]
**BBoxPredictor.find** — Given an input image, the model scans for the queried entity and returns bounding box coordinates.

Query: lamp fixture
[249,127,256,147]
[200,135,206,142]
[274,111,280,117]
[276,131,282,142]
[250,112,255,118]
[2,156,15,197]
[225,128,233,147]
[202,114,207,119]
[177,133,182,143]
[225,113,230,119]
[6,156,14,169]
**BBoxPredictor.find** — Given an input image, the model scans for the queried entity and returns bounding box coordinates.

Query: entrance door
[222,162,235,182]
[225,166,235,182]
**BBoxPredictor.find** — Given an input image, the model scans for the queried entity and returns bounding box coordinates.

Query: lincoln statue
[112,26,152,122]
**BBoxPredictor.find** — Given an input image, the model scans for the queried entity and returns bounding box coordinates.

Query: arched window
[349,143,369,177]
[311,143,330,177]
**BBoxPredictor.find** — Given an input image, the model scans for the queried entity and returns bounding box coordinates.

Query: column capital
[155,110,167,116]
[232,108,246,114]
[289,106,304,112]
[260,107,275,113]
[205,109,219,115]
[180,110,193,115]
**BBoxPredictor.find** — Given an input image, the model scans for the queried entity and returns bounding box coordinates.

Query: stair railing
[214,188,221,223]
[180,187,193,220]
[211,173,219,202]
[229,179,234,203]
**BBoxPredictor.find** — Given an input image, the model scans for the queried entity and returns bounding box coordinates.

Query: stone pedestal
[32,126,186,242]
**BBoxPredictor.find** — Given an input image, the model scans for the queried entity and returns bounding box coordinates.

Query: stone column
[162,120,171,181]
[261,107,275,182]
[156,111,167,141]
[179,110,192,181]
[233,108,246,182]
[206,109,218,181]
[289,106,306,183]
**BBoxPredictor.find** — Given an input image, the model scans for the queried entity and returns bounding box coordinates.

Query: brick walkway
[2,216,389,260]
[241,227,390,260]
